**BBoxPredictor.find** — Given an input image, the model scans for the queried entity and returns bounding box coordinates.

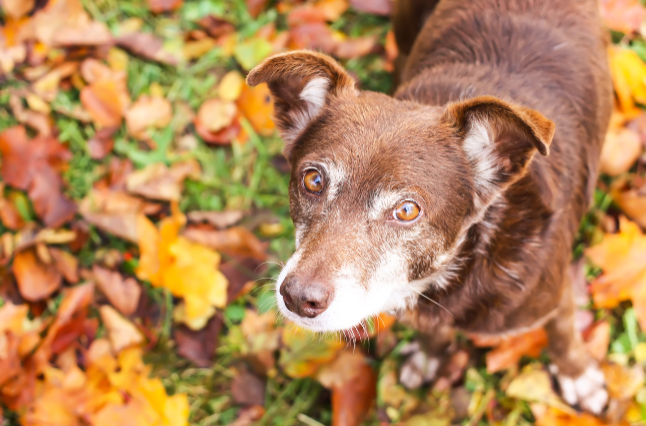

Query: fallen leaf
[328,352,377,426]
[79,189,143,242]
[196,99,237,133]
[197,15,235,38]
[611,178,646,228]
[173,315,223,367]
[335,35,377,59]
[12,248,62,302]
[583,321,611,362]
[237,83,275,136]
[194,116,242,145]
[586,217,646,329]
[609,46,646,118]
[182,226,268,261]
[506,366,576,414]
[0,126,76,227]
[136,206,229,329]
[186,210,244,229]
[603,362,644,400]
[230,405,265,426]
[49,247,79,284]
[116,31,180,65]
[51,20,112,47]
[280,326,344,378]
[246,0,268,18]
[80,75,131,128]
[350,0,392,15]
[125,94,172,139]
[87,127,116,160]
[219,70,245,102]
[470,328,548,373]
[1,0,34,19]
[231,368,266,406]
[535,407,606,426]
[93,265,142,316]
[148,0,182,13]
[234,37,273,70]
[126,160,200,202]
[100,305,144,353]
[0,189,24,230]
[9,93,52,137]
[600,126,642,175]
[600,0,646,34]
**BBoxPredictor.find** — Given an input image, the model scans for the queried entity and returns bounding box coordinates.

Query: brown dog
[247,0,612,414]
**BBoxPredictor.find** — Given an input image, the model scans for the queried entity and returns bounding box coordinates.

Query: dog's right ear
[247,50,357,158]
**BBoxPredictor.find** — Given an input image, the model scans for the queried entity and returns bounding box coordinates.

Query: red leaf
[246,0,269,18]
[174,315,223,367]
[148,0,183,13]
[92,265,142,316]
[12,248,62,302]
[350,0,392,15]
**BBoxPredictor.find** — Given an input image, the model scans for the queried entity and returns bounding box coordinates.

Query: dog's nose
[280,274,333,318]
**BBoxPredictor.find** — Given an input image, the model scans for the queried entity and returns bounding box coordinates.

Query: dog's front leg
[545,276,608,414]
[398,320,455,389]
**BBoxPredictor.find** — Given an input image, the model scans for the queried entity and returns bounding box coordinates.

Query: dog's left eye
[394,201,420,221]
[303,170,324,194]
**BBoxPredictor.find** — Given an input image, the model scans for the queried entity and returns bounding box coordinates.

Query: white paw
[399,342,440,389]
[551,364,608,415]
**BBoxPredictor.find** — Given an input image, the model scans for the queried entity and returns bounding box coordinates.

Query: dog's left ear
[442,96,555,209]
[247,50,357,158]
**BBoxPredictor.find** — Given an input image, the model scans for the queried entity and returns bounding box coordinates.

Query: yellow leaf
[218,70,244,102]
[609,46,646,118]
[506,366,576,415]
[100,305,145,353]
[279,326,344,378]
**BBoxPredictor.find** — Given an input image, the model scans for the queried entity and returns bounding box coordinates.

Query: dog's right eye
[303,170,324,194]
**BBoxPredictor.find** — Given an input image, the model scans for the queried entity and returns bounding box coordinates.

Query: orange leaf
[600,0,646,34]
[80,77,131,128]
[236,82,275,137]
[12,248,62,302]
[147,0,183,13]
[482,328,548,373]
[93,265,142,316]
[125,94,172,139]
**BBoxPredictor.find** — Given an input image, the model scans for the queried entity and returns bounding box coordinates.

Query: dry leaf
[197,99,237,133]
[79,189,143,243]
[80,75,131,129]
[586,217,646,329]
[506,367,577,414]
[197,15,235,38]
[327,351,377,426]
[335,36,377,59]
[148,0,183,13]
[93,265,142,316]
[600,0,646,34]
[12,248,62,302]
[583,321,611,362]
[173,316,223,367]
[611,178,646,228]
[126,160,200,202]
[182,226,268,261]
[100,305,144,353]
[602,362,644,400]
[470,328,548,373]
[49,247,79,284]
[237,82,275,136]
[87,128,116,160]
[280,326,344,378]
[116,31,180,65]
[1,0,34,19]
[186,210,244,229]
[218,71,244,102]
[609,46,646,118]
[232,369,266,406]
[246,0,268,18]
[600,126,642,176]
[350,0,392,15]
[125,94,172,139]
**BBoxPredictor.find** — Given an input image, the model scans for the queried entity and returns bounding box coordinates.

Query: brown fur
[247,0,612,413]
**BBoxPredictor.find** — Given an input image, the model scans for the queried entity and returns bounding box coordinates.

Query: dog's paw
[550,363,608,415]
[399,342,440,389]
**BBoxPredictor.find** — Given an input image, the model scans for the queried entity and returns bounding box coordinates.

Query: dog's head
[247,51,554,332]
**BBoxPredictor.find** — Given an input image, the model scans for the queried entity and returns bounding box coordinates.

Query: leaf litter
[0,0,645,425]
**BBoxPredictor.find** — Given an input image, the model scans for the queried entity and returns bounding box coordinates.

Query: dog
[247,0,612,414]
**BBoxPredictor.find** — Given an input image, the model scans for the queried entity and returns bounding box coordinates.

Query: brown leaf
[232,368,266,406]
[246,0,268,18]
[116,31,180,65]
[28,173,77,228]
[0,192,24,231]
[79,189,143,242]
[51,20,113,46]
[49,247,79,284]
[327,351,377,426]
[125,94,172,139]
[99,305,144,353]
[194,117,242,145]
[0,332,23,388]
[611,178,646,228]
[12,248,62,302]
[1,0,34,19]
[148,0,183,13]
[186,210,244,229]
[197,15,235,38]
[92,265,141,316]
[350,0,392,15]
[220,256,266,302]
[87,128,116,160]
[80,76,131,129]
[600,126,642,176]
[9,93,52,137]
[183,226,268,260]
[126,160,200,202]
[197,99,237,132]
[335,36,377,59]
[600,0,646,34]
[289,22,338,53]
[174,315,223,367]
[230,405,265,426]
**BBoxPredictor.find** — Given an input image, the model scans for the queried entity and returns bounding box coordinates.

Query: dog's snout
[280,274,334,318]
